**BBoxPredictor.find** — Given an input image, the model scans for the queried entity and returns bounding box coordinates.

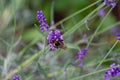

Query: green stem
[76,21,120,45]
[70,65,120,80]
[97,21,120,35]
[13,0,16,44]
[55,0,102,26]
[50,1,54,24]
[95,40,118,70]
[0,0,3,18]
[85,21,90,30]
[6,46,49,79]
[86,7,113,49]
[63,3,105,37]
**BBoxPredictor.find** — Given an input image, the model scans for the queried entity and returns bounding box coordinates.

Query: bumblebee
[53,38,67,49]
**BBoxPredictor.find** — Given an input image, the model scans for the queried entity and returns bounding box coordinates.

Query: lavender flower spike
[47,30,64,50]
[37,10,46,23]
[37,10,49,32]
[40,22,49,32]
[104,0,117,8]
[76,48,87,61]
[75,48,87,66]
[13,75,21,80]
[104,63,120,80]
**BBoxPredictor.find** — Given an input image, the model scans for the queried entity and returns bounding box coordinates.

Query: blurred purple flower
[76,48,87,66]
[13,75,20,80]
[104,0,117,8]
[110,27,120,34]
[76,48,87,61]
[105,75,111,80]
[117,34,120,40]
[37,10,49,32]
[47,30,64,50]
[98,9,105,17]
[104,63,120,80]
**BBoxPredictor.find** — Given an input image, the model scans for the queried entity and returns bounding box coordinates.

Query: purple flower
[37,10,46,23]
[104,63,120,80]
[117,34,120,40]
[47,30,64,50]
[76,48,87,66]
[98,9,105,17]
[40,22,49,32]
[104,0,117,8]
[105,75,111,80]
[110,27,120,34]
[13,75,20,80]
[37,10,49,32]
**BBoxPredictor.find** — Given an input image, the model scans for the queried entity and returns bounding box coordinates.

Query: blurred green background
[0,0,120,80]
